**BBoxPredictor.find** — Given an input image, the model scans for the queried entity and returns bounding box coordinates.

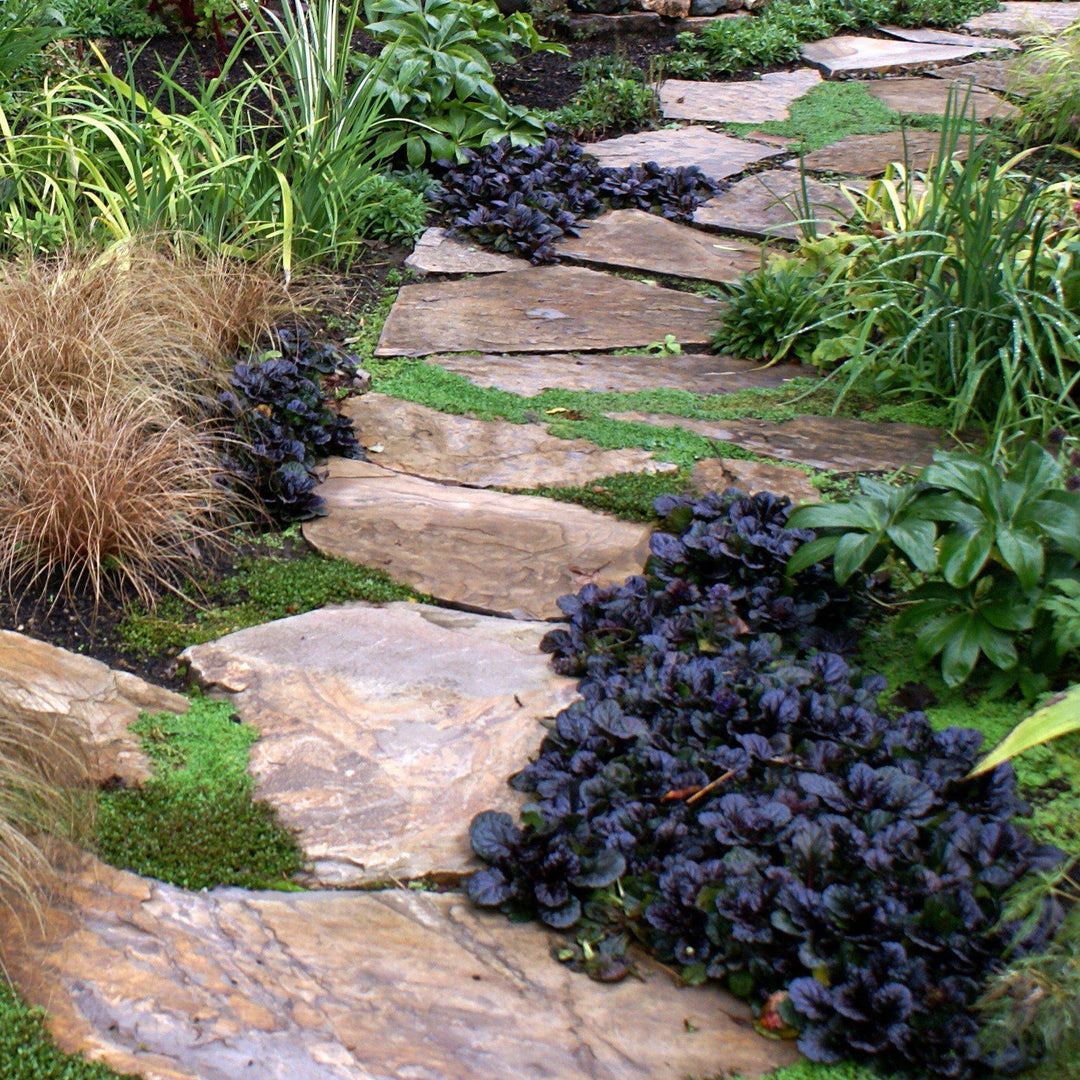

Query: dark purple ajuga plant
[467,490,1065,1079]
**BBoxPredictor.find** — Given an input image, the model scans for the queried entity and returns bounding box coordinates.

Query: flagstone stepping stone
[791,129,973,176]
[558,209,768,284]
[863,76,1020,120]
[694,169,862,239]
[878,24,1020,50]
[427,351,805,396]
[375,265,721,356]
[345,393,675,489]
[964,1,1080,37]
[659,68,822,123]
[0,630,186,787]
[5,859,796,1080]
[404,227,523,275]
[303,459,653,619]
[608,412,944,472]
[583,127,785,180]
[801,34,987,75]
[183,602,578,885]
[930,57,1027,95]
[691,457,821,503]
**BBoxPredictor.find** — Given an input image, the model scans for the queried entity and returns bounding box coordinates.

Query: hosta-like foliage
[433,133,722,263]
[467,490,1064,1078]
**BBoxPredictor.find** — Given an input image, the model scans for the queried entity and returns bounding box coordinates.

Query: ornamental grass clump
[467,490,1065,1079]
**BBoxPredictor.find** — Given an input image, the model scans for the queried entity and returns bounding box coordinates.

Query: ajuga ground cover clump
[432,132,723,264]
[218,327,361,522]
[466,490,1066,1079]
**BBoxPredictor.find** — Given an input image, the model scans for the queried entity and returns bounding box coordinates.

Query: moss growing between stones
[96,697,304,890]
[511,468,697,522]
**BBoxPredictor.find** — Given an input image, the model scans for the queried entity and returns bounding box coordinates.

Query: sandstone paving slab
[690,457,821,502]
[4,858,796,1080]
[791,129,973,176]
[964,1,1080,36]
[878,24,1019,50]
[694,169,862,239]
[303,459,653,620]
[801,34,986,75]
[375,265,720,356]
[0,630,187,787]
[345,393,676,489]
[659,68,822,123]
[929,57,1027,95]
[427,351,805,396]
[864,75,1019,119]
[558,209,768,283]
[583,127,785,180]
[608,412,944,472]
[404,227,524,275]
[183,602,578,885]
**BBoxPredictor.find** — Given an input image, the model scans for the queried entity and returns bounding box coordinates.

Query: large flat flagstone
[345,393,675,489]
[375,265,720,356]
[558,209,767,283]
[878,24,1019,50]
[930,57,1027,95]
[303,459,652,619]
[964,1,1080,36]
[694,169,861,239]
[183,602,578,885]
[427,351,805,396]
[801,34,987,75]
[608,412,944,472]
[690,457,821,503]
[4,859,795,1080]
[659,68,822,123]
[792,129,972,176]
[0,630,186,787]
[863,76,1020,120]
[583,127,784,179]
[404,227,524,275]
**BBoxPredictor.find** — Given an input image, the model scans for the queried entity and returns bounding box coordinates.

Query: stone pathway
[792,129,977,176]
[964,1,1080,36]
[659,68,822,123]
[801,34,995,76]
[863,76,1020,120]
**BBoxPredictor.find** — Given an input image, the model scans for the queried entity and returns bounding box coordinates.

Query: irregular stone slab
[659,68,822,123]
[583,127,784,180]
[608,412,944,472]
[691,457,821,503]
[558,209,768,284]
[878,24,1019,50]
[345,393,675,489]
[694,169,861,239]
[0,631,186,787]
[792,129,973,176]
[801,34,986,75]
[404,227,524,275]
[864,76,1020,120]
[642,0,689,16]
[930,57,1027,95]
[375,265,720,356]
[6,860,796,1080]
[184,603,578,884]
[428,351,805,396]
[964,1,1080,36]
[303,459,653,619]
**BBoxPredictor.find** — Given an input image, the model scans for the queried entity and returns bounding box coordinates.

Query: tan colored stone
[303,459,653,619]
[0,631,187,786]
[404,227,524,275]
[694,169,862,239]
[559,209,769,284]
[930,57,1027,95]
[964,1,1080,37]
[641,0,690,16]
[801,34,986,75]
[690,457,821,502]
[608,412,944,472]
[375,265,720,357]
[793,129,974,176]
[863,76,1020,120]
[4,858,796,1080]
[659,69,822,123]
[583,127,784,179]
[345,393,675,489]
[183,602,578,884]
[428,351,805,396]
[878,24,1020,50]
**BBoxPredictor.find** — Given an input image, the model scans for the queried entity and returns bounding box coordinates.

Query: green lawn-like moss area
[95,697,304,890]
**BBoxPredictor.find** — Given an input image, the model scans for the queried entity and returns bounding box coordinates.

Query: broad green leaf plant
[971,683,1080,775]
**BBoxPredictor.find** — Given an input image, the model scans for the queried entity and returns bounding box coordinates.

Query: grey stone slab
[427,351,805,396]
[345,393,675,489]
[375,265,721,356]
[792,129,974,176]
[302,459,653,619]
[558,209,768,283]
[404,227,523,275]
[801,34,986,75]
[583,127,784,180]
[929,57,1028,95]
[659,68,822,123]
[878,24,1019,49]
[964,1,1080,36]
[863,76,1020,120]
